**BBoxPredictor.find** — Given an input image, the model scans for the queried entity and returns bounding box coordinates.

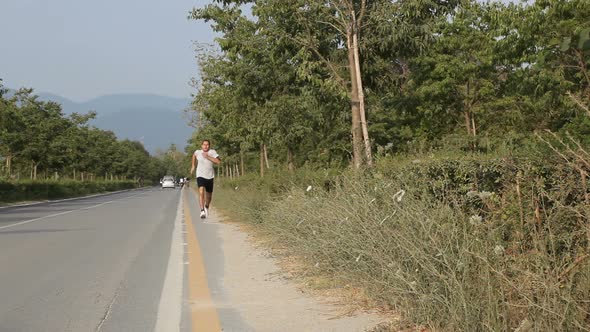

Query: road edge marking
[183,189,222,332]
[154,193,184,332]
[0,187,145,210]
[0,192,144,231]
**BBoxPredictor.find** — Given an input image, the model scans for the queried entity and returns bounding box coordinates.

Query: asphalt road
[0,188,187,332]
[0,187,383,332]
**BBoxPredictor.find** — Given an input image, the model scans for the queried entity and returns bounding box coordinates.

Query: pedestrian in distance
[190,139,221,219]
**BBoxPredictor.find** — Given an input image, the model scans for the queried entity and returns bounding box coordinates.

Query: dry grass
[214,153,590,331]
[214,197,399,327]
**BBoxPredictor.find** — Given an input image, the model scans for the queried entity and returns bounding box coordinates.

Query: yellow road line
[182,189,222,332]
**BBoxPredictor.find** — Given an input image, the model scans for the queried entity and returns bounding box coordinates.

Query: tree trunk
[352,29,373,167]
[464,110,472,136]
[287,148,295,173]
[235,164,239,178]
[260,143,265,178]
[347,28,364,169]
[33,162,38,180]
[6,154,12,176]
[240,150,245,176]
[263,143,270,169]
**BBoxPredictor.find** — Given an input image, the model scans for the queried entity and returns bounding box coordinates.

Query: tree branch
[316,20,346,36]
[567,91,590,117]
[358,0,367,27]
[289,35,348,90]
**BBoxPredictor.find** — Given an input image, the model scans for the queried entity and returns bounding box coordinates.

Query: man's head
[201,139,211,152]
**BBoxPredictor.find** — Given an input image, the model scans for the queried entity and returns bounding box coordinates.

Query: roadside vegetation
[0,85,190,203]
[0,180,137,204]
[216,148,590,331]
[188,0,590,330]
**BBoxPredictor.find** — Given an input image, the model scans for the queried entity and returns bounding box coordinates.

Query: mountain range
[33,92,195,154]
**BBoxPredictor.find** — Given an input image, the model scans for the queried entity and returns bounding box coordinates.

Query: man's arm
[203,152,221,165]
[190,153,196,174]
[208,155,221,165]
[202,151,221,165]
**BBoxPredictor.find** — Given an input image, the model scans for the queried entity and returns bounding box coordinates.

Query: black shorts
[196,177,214,193]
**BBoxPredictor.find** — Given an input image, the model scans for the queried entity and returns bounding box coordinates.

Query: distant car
[161,176,175,189]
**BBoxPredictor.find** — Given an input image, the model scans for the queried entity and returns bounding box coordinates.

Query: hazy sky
[0,0,216,102]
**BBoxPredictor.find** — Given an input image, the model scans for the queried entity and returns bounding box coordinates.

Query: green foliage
[0,180,136,203]
[188,0,590,164]
[0,86,178,183]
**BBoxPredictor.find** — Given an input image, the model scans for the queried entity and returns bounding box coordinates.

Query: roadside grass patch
[215,154,590,331]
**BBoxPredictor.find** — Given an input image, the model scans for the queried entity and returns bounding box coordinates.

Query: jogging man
[190,139,221,218]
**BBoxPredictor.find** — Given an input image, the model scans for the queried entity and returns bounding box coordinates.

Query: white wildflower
[478,191,493,199]
[355,254,362,262]
[469,215,483,225]
[306,185,312,192]
[234,186,239,190]
[393,189,406,202]
[493,245,505,256]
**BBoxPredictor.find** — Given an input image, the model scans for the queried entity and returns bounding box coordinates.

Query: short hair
[202,139,211,145]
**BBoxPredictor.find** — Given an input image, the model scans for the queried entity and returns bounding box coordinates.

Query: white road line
[0,210,78,231]
[0,192,144,231]
[154,196,184,332]
[0,188,143,210]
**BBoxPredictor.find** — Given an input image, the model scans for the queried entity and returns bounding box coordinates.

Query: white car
[161,176,175,189]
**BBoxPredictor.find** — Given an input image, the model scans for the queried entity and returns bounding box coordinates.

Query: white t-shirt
[194,149,219,179]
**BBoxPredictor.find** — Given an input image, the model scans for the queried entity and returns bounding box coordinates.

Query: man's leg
[197,177,207,219]
[198,186,206,210]
[205,192,212,208]
[203,179,214,217]
[198,186,207,218]
[205,179,214,209]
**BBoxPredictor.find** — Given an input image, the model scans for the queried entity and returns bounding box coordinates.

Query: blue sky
[0,0,216,101]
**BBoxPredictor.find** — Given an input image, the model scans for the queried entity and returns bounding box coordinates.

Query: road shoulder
[208,207,390,332]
